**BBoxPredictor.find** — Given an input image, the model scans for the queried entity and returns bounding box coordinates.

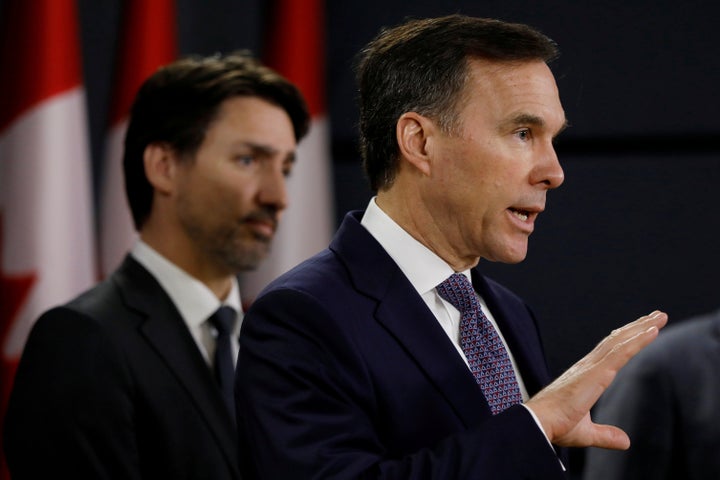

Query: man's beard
[178,206,278,274]
[206,225,273,272]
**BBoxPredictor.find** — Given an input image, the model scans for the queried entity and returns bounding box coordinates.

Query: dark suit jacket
[583,309,720,480]
[236,211,566,479]
[3,256,240,479]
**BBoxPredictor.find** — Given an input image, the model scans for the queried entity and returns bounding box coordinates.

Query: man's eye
[516,129,531,141]
[236,155,255,165]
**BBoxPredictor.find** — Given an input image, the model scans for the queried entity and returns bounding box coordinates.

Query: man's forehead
[463,59,564,124]
[465,57,557,88]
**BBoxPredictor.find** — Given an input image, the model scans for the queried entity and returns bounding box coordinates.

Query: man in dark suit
[583,309,720,480]
[235,15,667,479]
[3,52,309,479]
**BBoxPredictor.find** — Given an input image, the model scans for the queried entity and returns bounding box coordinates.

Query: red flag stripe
[240,0,334,301]
[265,0,325,117]
[1,2,97,478]
[108,0,178,126]
[0,0,82,132]
[99,0,177,277]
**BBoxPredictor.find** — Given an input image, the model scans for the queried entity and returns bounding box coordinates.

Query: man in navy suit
[235,15,667,479]
[3,52,309,479]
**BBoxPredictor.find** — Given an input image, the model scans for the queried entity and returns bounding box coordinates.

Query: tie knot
[436,273,477,314]
[209,306,236,335]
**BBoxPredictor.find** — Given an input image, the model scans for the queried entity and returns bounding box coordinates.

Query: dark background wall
[329,0,720,376]
[3,1,719,475]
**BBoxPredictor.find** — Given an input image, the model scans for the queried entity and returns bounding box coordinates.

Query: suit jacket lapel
[332,213,491,427]
[472,271,552,395]
[113,256,239,472]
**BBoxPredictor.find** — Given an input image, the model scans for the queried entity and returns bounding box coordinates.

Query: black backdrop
[328,0,720,375]
[3,1,719,476]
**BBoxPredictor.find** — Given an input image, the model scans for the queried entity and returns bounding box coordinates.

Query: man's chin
[486,245,529,264]
[221,245,271,273]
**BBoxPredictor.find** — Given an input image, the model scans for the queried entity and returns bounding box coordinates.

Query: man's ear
[143,143,176,195]
[396,112,437,176]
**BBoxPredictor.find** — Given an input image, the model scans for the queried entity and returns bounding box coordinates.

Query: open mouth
[509,208,529,222]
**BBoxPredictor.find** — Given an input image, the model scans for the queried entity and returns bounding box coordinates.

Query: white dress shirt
[360,197,530,400]
[131,240,243,367]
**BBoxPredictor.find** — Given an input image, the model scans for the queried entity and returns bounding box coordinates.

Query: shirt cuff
[522,403,566,472]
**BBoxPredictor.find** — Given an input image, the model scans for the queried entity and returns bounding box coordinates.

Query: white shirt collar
[130,240,243,336]
[360,197,470,293]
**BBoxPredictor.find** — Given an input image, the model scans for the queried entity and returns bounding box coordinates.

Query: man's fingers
[591,311,667,363]
[530,310,667,447]
[581,311,667,396]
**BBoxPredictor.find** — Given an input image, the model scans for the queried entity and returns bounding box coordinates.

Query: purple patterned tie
[436,273,523,415]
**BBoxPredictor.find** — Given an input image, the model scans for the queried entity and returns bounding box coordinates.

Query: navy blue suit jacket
[236,211,567,479]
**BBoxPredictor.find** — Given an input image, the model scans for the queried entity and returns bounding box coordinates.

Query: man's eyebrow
[510,113,544,126]
[240,142,297,162]
[501,113,569,136]
[241,142,278,155]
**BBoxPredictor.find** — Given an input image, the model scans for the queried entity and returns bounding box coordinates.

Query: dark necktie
[436,273,523,415]
[208,306,236,421]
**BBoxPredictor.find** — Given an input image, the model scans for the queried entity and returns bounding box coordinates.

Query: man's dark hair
[355,15,559,192]
[123,51,310,229]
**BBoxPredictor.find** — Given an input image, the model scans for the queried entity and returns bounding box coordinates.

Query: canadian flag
[240,0,334,300]
[100,0,177,277]
[0,0,96,475]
